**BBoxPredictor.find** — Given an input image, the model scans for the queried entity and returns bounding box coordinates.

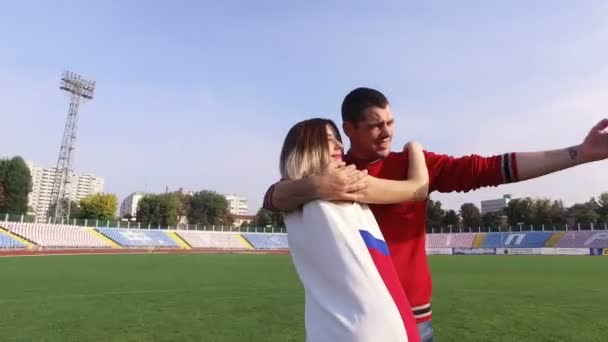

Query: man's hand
[311,161,368,202]
[578,118,608,163]
[265,161,368,212]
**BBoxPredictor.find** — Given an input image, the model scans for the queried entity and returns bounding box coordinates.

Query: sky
[1,0,607,214]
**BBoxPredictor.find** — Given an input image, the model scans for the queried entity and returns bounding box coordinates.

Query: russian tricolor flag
[360,229,420,342]
[285,201,420,342]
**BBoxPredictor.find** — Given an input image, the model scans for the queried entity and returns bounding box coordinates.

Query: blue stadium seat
[482,232,552,248]
[96,228,179,248]
[241,233,288,249]
[0,233,26,248]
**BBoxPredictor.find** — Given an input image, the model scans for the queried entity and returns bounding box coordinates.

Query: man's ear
[342,121,355,139]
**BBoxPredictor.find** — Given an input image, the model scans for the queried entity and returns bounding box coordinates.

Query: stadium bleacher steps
[472,233,486,248]
[168,232,192,250]
[237,234,255,250]
[87,228,121,248]
[544,232,566,247]
[0,226,35,249]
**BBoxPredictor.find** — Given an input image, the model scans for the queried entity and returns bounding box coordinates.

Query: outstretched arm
[355,142,429,204]
[515,147,581,180]
[516,119,608,180]
[428,118,608,193]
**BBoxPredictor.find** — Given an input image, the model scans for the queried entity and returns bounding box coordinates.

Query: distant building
[481,194,512,214]
[26,161,104,219]
[119,192,147,218]
[233,214,256,227]
[224,194,248,216]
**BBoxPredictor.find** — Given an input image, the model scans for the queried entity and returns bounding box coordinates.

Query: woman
[280,118,428,342]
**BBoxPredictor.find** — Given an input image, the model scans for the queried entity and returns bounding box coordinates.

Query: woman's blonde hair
[280,118,342,181]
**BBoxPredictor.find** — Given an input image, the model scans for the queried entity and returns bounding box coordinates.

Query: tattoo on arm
[568,147,578,161]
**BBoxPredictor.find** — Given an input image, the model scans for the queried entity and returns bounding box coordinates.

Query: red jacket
[264,150,518,323]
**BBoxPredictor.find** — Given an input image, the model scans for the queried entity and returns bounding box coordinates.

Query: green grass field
[0,254,606,341]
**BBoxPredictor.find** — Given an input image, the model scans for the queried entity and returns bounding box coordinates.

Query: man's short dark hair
[341,87,389,124]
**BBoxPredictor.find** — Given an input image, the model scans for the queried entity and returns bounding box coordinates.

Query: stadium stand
[3,222,112,248]
[472,233,486,248]
[481,232,553,248]
[426,233,476,248]
[96,228,179,248]
[0,223,606,252]
[166,231,192,249]
[544,231,565,247]
[554,231,608,248]
[0,231,26,248]
[241,233,289,249]
[176,231,251,249]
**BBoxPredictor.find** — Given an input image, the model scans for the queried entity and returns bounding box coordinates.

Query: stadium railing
[2,220,608,251]
[3,212,608,233]
[0,213,287,233]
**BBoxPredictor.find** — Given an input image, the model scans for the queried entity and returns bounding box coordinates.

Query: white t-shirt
[285,200,411,342]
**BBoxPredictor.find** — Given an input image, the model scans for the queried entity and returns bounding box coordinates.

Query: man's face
[344,105,394,160]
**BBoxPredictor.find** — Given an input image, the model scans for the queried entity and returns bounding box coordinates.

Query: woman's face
[326,124,344,162]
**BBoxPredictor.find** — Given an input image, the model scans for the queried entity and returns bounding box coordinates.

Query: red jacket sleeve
[262,182,279,211]
[425,151,519,193]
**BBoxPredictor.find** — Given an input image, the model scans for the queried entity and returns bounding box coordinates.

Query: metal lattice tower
[50,71,95,221]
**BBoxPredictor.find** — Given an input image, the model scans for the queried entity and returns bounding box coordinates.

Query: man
[263,87,608,341]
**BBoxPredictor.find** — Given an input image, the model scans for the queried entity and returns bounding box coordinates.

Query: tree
[482,211,502,229]
[0,157,33,214]
[70,201,84,220]
[443,210,460,230]
[0,182,5,210]
[187,191,234,226]
[548,200,567,225]
[175,190,191,222]
[160,193,181,227]
[588,197,600,209]
[137,194,160,226]
[46,201,84,220]
[460,203,482,228]
[597,192,608,224]
[426,199,445,231]
[504,198,534,226]
[79,194,118,221]
[271,209,284,227]
[568,200,600,226]
[255,208,271,227]
[136,193,181,228]
[254,207,284,228]
[531,198,553,226]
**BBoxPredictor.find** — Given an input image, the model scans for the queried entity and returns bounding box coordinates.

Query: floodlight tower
[50,71,96,221]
